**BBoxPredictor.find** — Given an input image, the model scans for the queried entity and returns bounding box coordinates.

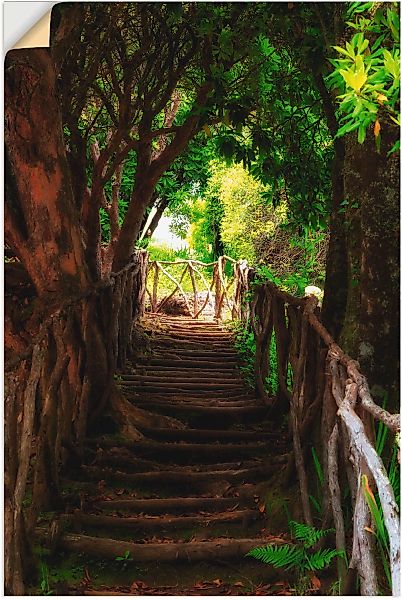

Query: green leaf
[346,41,355,58]
[371,33,386,53]
[306,548,346,571]
[346,2,373,16]
[247,544,305,570]
[333,45,354,58]
[340,67,367,92]
[336,119,360,138]
[311,447,324,486]
[289,521,334,549]
[387,140,400,156]
[383,49,400,79]
[358,124,367,144]
[309,494,322,515]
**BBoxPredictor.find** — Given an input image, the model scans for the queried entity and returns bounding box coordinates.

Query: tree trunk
[4,48,110,594]
[5,49,91,297]
[321,137,348,341]
[313,73,348,342]
[113,169,154,271]
[113,83,213,270]
[146,197,170,239]
[341,126,400,409]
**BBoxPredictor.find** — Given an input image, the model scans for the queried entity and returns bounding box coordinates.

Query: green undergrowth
[247,521,345,596]
[32,550,283,595]
[229,320,280,395]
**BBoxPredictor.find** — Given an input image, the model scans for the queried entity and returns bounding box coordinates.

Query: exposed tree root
[37,529,280,562]
[110,389,185,438]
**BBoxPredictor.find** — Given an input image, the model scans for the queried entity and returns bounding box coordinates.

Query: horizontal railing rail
[145,256,249,320]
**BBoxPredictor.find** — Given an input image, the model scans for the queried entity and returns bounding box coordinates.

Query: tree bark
[313,74,348,341]
[4,48,120,594]
[5,49,91,297]
[341,126,400,409]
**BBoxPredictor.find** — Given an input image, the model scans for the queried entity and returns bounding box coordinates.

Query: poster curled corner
[11,10,52,49]
[5,2,57,52]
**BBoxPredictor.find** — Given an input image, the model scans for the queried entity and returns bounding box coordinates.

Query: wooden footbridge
[5,253,400,595]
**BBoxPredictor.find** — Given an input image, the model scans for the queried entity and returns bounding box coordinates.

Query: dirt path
[38,315,290,595]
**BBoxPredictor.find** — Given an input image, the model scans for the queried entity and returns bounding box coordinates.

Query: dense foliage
[328,2,400,151]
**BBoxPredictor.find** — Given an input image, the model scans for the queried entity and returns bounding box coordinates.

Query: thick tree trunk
[5,49,91,297]
[4,49,110,594]
[112,170,168,270]
[341,126,400,409]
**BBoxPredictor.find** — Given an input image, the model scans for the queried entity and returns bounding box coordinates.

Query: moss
[257,482,296,534]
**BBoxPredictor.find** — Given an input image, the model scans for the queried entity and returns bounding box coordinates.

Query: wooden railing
[234,266,400,596]
[145,256,249,320]
[4,250,148,594]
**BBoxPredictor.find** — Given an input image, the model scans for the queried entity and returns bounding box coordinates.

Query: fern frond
[247,544,304,570]
[306,548,346,572]
[289,520,334,548]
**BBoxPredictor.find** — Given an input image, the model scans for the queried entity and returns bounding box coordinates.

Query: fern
[306,548,346,572]
[289,520,334,548]
[247,544,304,570]
[247,521,344,576]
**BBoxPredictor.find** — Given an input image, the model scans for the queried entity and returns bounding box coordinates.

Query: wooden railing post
[152,262,159,313]
[188,261,198,318]
[214,257,223,320]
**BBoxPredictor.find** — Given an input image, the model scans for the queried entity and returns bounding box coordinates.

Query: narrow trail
[49,315,289,595]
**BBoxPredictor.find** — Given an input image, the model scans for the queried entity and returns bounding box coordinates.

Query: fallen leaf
[258,503,266,513]
[213,578,223,586]
[234,581,245,587]
[310,575,321,590]
[364,526,375,534]
[194,582,211,590]
[374,120,381,138]
[254,584,271,595]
